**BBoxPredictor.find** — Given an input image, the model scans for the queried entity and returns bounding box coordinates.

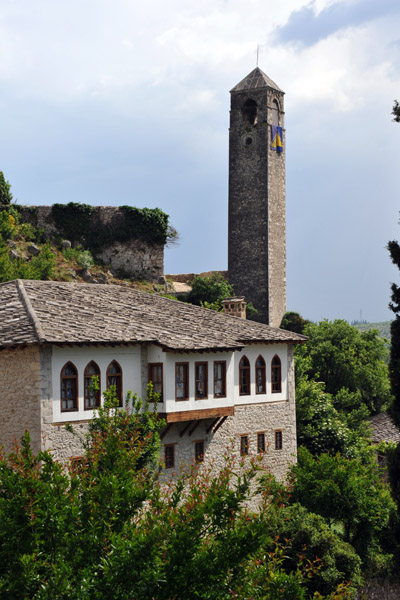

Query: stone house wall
[1,342,296,479]
[39,345,88,462]
[18,205,164,282]
[0,346,42,454]
[161,400,296,481]
[161,345,297,480]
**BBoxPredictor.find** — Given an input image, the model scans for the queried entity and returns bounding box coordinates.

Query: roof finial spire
[256,43,259,67]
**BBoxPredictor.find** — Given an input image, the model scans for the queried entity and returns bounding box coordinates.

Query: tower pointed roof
[230,67,283,93]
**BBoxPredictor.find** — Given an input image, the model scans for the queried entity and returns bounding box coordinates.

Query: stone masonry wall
[228,87,286,327]
[19,205,164,282]
[162,345,297,481]
[161,401,297,481]
[267,95,286,329]
[356,580,400,599]
[40,345,89,461]
[0,345,42,454]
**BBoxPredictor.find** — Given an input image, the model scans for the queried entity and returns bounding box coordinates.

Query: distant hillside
[352,321,391,340]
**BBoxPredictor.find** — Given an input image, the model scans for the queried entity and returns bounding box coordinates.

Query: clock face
[242,134,254,148]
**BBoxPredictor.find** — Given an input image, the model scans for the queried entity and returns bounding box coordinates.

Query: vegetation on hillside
[0,173,177,290]
[0,184,168,293]
[0,207,57,282]
[352,320,391,340]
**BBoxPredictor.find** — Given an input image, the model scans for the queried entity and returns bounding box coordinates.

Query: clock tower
[228,67,286,327]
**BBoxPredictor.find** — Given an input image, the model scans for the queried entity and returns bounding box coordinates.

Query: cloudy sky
[1,0,400,323]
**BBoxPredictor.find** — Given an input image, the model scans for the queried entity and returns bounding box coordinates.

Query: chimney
[222,296,247,319]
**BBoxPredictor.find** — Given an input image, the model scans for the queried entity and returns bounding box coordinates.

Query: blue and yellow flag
[271,125,283,153]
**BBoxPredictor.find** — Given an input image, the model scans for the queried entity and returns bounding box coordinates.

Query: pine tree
[388,109,400,425]
[0,171,13,206]
[388,241,400,426]
[393,100,400,123]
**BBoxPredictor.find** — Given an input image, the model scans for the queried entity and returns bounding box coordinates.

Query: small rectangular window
[257,433,266,453]
[148,363,163,402]
[164,445,175,468]
[195,441,204,464]
[275,430,283,450]
[195,362,208,400]
[175,363,189,400]
[240,435,249,456]
[214,361,226,398]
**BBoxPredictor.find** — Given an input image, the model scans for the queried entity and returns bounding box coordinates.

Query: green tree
[0,388,349,599]
[290,448,396,574]
[265,503,362,597]
[295,319,391,415]
[280,311,311,334]
[186,273,234,311]
[0,171,13,206]
[388,237,400,427]
[295,378,369,458]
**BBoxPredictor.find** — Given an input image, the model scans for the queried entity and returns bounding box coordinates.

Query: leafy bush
[280,311,311,334]
[0,209,18,240]
[290,447,396,574]
[76,249,94,269]
[186,273,234,311]
[296,320,391,415]
[51,202,94,242]
[51,202,171,250]
[0,243,56,283]
[266,504,362,597]
[295,378,370,458]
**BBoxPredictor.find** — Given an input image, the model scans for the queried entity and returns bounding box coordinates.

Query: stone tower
[228,67,286,327]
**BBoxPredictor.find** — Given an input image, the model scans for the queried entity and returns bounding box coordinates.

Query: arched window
[271,98,280,126]
[107,360,122,407]
[61,362,78,412]
[271,355,282,393]
[242,99,258,125]
[239,355,250,395]
[84,361,101,410]
[255,355,266,394]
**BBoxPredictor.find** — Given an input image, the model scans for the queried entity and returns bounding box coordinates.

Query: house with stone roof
[0,67,300,478]
[0,279,305,478]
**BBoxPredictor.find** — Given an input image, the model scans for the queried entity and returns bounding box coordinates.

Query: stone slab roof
[230,67,283,94]
[369,412,400,445]
[0,280,306,352]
